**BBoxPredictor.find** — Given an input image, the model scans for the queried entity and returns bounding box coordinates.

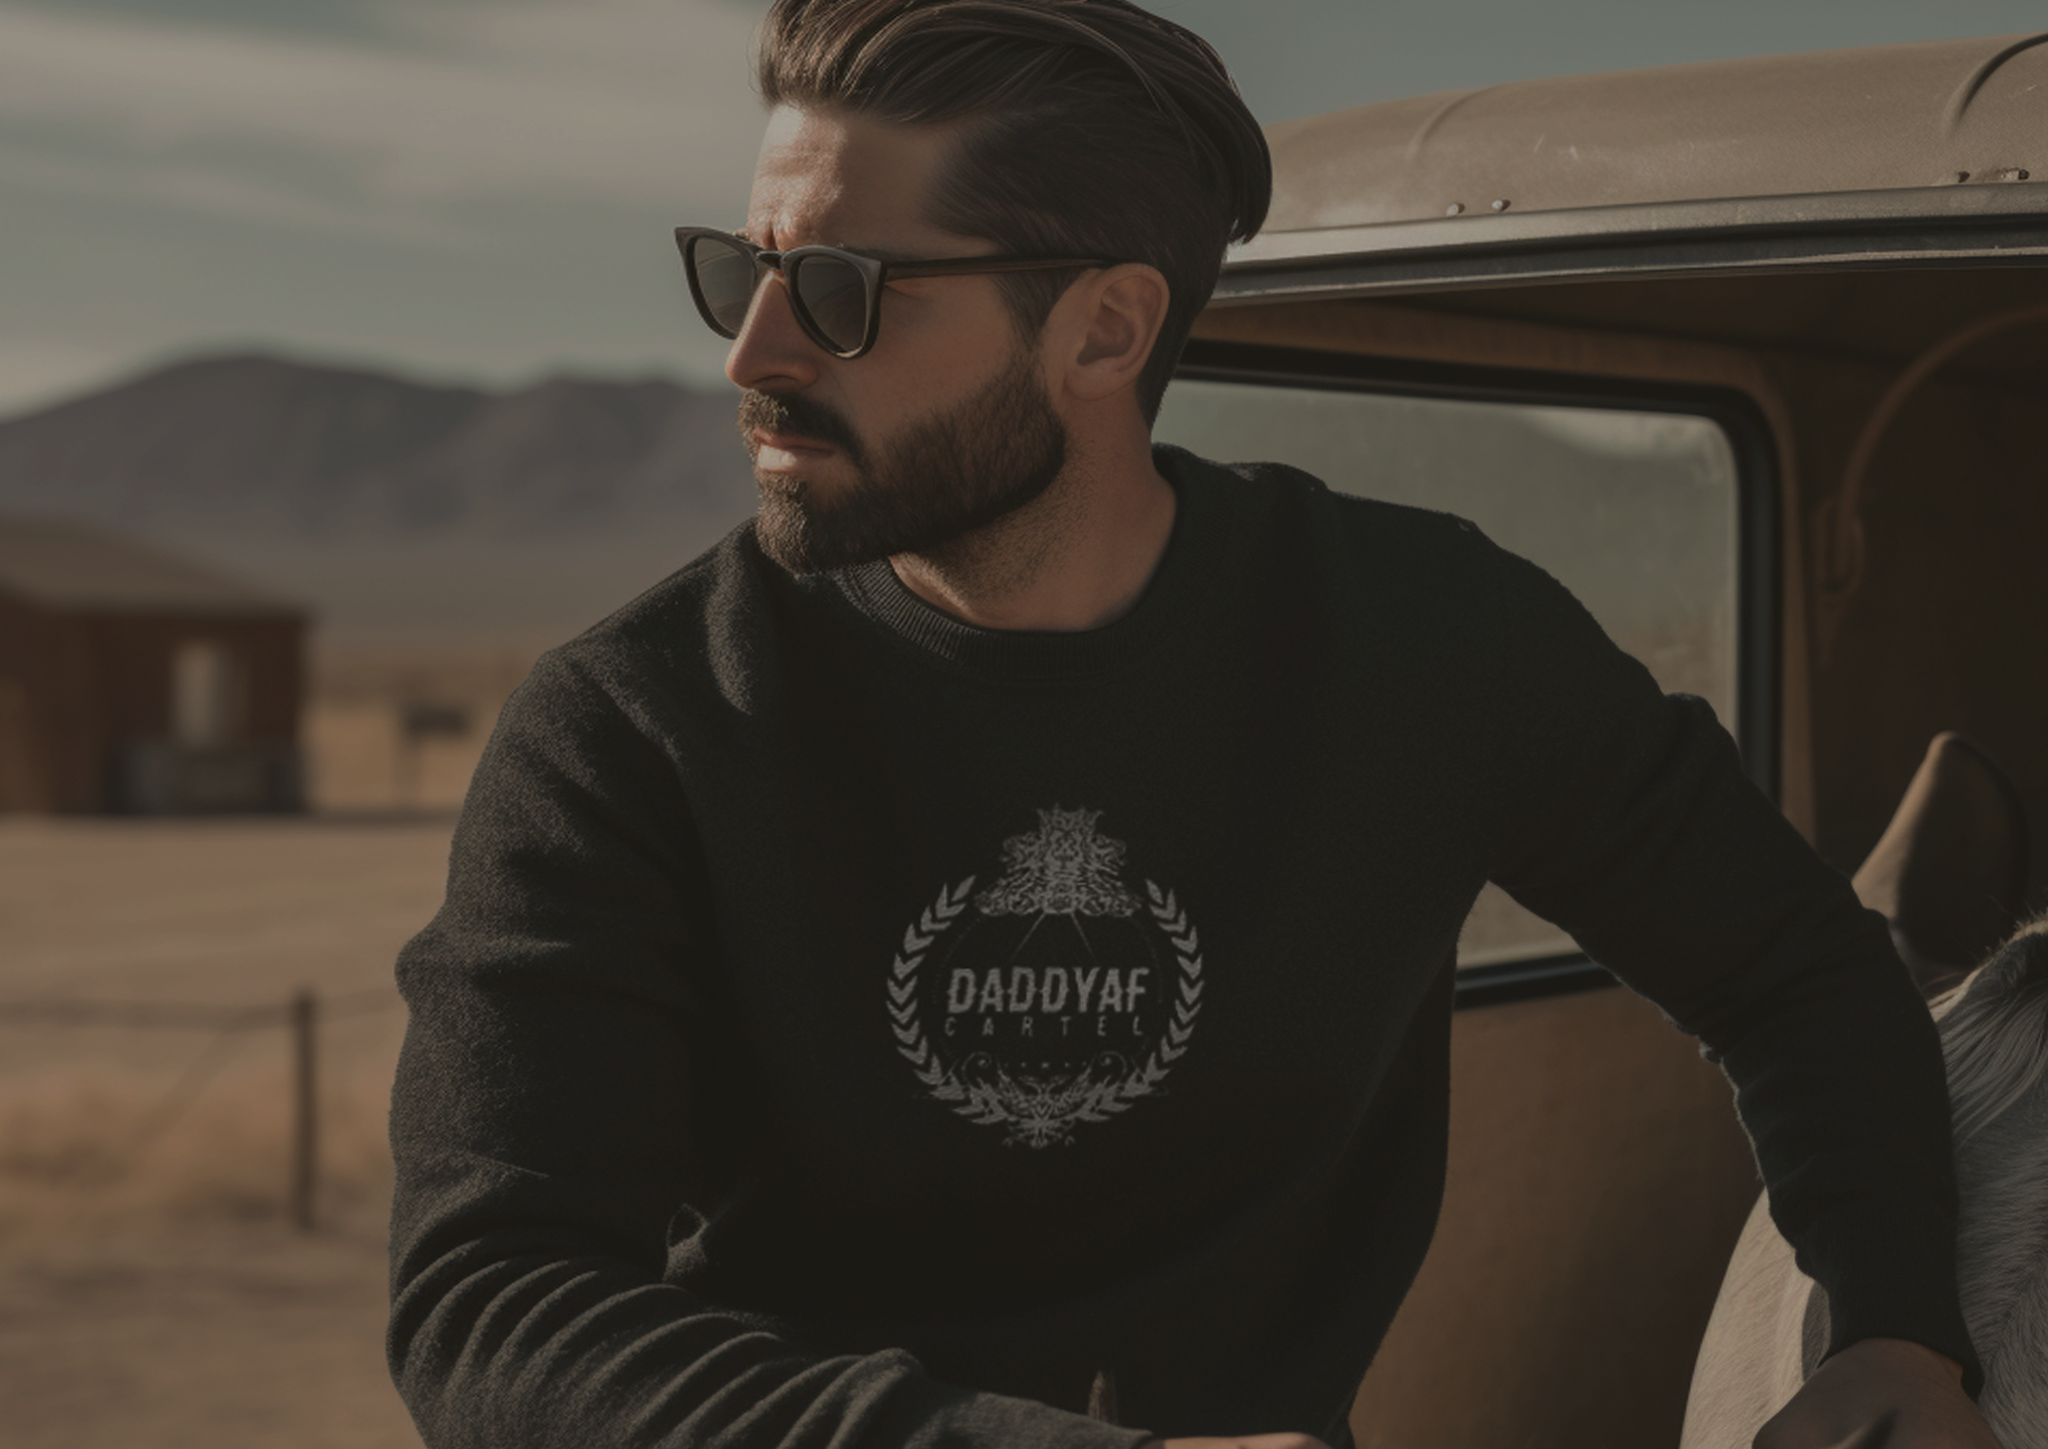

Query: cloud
[0,136,471,247]
[0,0,766,227]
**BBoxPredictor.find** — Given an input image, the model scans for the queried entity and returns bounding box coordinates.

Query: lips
[749,429,835,456]
[736,389,865,467]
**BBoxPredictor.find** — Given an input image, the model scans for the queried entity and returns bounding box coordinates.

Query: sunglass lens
[690,235,758,337]
[791,255,870,354]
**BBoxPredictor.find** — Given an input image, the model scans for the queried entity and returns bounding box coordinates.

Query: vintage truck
[1160,31,2048,1449]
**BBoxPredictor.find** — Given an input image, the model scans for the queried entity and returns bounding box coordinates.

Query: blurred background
[1,1,2042,1445]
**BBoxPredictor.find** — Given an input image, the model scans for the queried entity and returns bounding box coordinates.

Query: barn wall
[0,593,60,812]
[11,609,305,812]
[72,612,305,742]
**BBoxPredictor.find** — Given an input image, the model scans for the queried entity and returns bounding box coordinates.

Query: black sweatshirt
[388,446,1980,1449]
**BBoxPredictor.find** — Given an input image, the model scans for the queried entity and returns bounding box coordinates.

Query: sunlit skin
[723,105,1995,1449]
[727,104,1177,631]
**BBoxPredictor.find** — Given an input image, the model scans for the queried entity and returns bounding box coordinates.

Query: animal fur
[1941,915,2048,1439]
[1681,916,2048,1448]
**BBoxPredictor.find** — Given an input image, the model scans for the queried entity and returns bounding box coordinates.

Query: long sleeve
[386,653,1152,1449]
[1477,539,1983,1396]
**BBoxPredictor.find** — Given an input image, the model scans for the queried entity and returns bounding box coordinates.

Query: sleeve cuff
[857,1357,1157,1449]
[1808,1216,1984,1401]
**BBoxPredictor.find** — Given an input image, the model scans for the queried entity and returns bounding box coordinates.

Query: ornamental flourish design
[886,808,1204,1148]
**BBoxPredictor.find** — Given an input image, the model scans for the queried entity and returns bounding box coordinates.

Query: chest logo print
[888,806,1204,1148]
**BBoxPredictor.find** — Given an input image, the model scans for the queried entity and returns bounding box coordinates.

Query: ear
[1048,263,1171,404]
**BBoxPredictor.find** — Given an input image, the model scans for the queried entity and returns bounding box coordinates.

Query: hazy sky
[3,0,2043,415]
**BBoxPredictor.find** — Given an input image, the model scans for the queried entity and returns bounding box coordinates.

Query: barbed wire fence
[0,987,401,1230]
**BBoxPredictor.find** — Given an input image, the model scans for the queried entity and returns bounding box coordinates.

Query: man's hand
[1755,1338,2001,1449]
[1140,1438,1330,1449]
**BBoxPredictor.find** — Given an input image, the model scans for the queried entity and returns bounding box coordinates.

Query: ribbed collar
[830,445,1232,683]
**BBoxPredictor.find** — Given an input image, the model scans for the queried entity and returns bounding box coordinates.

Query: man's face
[727,106,1067,574]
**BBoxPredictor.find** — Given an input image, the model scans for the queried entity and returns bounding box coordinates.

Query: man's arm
[1470,538,1986,1410]
[387,652,1149,1449]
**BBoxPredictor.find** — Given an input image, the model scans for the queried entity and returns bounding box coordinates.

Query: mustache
[736,390,866,466]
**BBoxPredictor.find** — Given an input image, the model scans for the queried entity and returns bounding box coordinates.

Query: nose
[724,270,823,394]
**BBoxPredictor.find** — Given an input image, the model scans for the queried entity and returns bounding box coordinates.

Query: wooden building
[0,517,307,813]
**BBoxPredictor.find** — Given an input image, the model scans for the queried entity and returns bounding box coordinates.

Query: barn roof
[0,517,303,617]
[1232,33,2048,273]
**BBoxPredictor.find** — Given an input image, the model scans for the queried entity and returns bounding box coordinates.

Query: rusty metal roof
[1229,34,2048,280]
[0,517,303,616]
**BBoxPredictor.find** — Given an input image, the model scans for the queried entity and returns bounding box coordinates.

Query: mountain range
[0,354,760,649]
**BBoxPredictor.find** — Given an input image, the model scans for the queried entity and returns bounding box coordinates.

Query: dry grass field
[302,650,536,814]
[0,810,454,1448]
[0,649,539,1447]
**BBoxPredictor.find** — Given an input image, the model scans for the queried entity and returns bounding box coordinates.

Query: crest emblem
[887,807,1204,1148]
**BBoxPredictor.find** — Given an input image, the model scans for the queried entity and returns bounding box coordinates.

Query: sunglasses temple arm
[880,257,1124,281]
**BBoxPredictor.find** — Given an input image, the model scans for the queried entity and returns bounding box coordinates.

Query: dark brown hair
[757,0,1271,423]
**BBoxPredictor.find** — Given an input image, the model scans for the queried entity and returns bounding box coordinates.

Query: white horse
[1942,914,2048,1440]
[1683,734,2043,1449]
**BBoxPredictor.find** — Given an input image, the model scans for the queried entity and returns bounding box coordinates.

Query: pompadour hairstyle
[756,0,1272,423]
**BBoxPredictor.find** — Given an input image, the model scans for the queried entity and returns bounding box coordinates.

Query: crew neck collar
[830,444,1229,682]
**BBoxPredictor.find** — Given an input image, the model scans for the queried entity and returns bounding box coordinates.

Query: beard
[737,345,1067,576]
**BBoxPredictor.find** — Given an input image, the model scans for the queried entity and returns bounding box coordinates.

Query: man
[387,3,1997,1447]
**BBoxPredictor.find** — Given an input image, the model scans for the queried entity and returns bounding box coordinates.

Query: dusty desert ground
[0,651,529,1447]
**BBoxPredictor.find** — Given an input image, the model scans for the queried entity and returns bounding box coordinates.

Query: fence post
[290,989,317,1230]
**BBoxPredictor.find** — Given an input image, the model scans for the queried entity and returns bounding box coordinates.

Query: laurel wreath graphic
[889,876,978,1093]
[888,876,1205,1147]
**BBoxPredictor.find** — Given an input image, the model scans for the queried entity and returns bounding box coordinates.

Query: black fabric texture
[387,445,1982,1448]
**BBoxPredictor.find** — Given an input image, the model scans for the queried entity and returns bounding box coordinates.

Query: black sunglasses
[674,226,1123,360]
